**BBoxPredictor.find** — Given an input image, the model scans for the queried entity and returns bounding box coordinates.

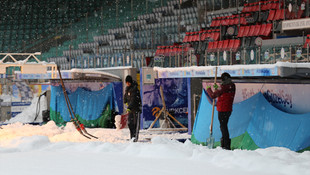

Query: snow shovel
[206,66,217,149]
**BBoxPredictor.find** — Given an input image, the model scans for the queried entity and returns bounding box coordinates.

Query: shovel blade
[206,137,215,149]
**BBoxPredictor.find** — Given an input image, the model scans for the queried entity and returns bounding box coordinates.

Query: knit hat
[221,72,232,85]
[221,72,231,81]
[125,75,133,83]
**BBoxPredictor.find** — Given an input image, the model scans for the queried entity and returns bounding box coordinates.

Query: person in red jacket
[206,72,236,150]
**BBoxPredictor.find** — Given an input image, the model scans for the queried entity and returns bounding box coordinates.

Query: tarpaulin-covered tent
[50,83,119,128]
[191,90,310,152]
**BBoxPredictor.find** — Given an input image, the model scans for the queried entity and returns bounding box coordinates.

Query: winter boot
[220,138,224,148]
[130,130,135,140]
[225,139,231,150]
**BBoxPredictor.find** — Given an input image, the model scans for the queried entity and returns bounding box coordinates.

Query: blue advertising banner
[142,78,188,128]
[203,82,310,114]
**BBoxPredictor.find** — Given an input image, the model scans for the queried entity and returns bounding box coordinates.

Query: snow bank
[0,122,309,175]
[6,96,47,123]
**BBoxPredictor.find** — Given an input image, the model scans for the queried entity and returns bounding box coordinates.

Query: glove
[206,85,211,89]
[126,108,131,113]
[213,83,219,90]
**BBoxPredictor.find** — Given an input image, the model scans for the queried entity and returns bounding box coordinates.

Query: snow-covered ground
[0,121,309,175]
[0,93,309,175]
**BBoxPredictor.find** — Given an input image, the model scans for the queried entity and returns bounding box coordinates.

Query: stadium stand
[1,0,310,69]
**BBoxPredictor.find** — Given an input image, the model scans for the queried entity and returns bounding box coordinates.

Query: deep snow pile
[0,122,309,175]
[6,96,47,123]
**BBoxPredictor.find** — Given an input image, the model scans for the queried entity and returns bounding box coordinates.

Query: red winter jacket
[207,82,236,112]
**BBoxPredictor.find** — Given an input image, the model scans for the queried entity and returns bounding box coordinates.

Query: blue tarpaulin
[192,90,310,151]
[50,83,119,125]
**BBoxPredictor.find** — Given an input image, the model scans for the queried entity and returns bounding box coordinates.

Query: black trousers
[218,111,232,149]
[128,111,139,139]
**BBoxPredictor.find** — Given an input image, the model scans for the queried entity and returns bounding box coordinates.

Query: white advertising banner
[282,18,310,30]
[11,102,31,117]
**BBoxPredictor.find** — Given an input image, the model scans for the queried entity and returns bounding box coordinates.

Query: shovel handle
[210,67,218,135]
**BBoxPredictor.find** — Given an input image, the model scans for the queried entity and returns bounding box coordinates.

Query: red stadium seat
[267,10,275,21]
[271,0,281,10]
[172,46,178,53]
[217,40,224,51]
[164,46,170,55]
[243,25,251,37]
[155,46,161,55]
[222,40,230,51]
[159,46,165,55]
[209,31,215,40]
[194,31,200,42]
[233,15,240,25]
[274,9,284,21]
[262,23,273,36]
[215,17,221,27]
[196,31,201,42]
[210,18,217,27]
[227,15,234,26]
[261,1,269,11]
[252,24,261,36]
[251,2,260,12]
[213,30,220,41]
[213,41,219,51]
[190,33,195,42]
[227,39,235,50]
[207,42,214,52]
[177,46,182,53]
[242,3,250,13]
[232,39,241,52]
[187,32,194,42]
[221,16,229,26]
[198,31,203,41]
[259,23,266,36]
[206,30,212,39]
[169,46,174,55]
[183,32,190,43]
[216,17,222,26]
[183,47,189,53]
[263,1,273,11]
[248,25,256,37]
[240,14,250,25]
[200,30,207,41]
[237,26,245,38]
[247,3,254,12]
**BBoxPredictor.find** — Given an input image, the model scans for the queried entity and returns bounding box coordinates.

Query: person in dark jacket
[206,72,236,150]
[124,75,141,142]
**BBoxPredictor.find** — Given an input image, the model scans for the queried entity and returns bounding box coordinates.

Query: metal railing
[66,43,310,71]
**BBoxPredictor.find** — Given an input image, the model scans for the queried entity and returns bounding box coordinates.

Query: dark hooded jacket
[124,80,141,112]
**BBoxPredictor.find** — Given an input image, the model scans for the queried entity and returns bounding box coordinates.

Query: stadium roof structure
[0,53,121,81]
[0,53,57,78]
